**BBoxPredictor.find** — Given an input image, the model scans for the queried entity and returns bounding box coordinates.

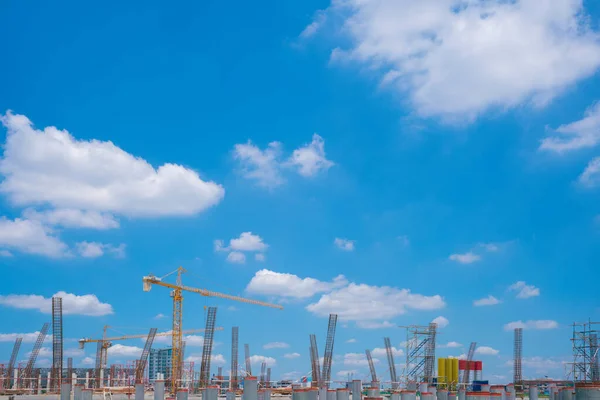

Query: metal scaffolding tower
[260,362,266,386]
[322,314,337,388]
[366,349,377,383]
[95,341,103,388]
[463,342,477,385]
[136,328,157,384]
[67,358,73,384]
[52,297,63,391]
[245,344,252,376]
[309,334,321,388]
[6,337,22,389]
[266,368,271,388]
[231,327,239,390]
[513,329,523,386]
[571,320,600,382]
[384,337,398,389]
[403,324,436,384]
[22,323,50,388]
[199,307,217,388]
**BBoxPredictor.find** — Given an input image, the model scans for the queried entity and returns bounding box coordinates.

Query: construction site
[1,268,598,400]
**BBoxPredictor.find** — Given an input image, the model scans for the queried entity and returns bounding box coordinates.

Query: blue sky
[1,0,600,385]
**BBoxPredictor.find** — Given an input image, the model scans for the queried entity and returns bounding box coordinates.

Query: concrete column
[308,388,319,400]
[227,390,237,400]
[438,390,449,400]
[48,371,52,391]
[337,389,350,400]
[529,386,538,400]
[99,370,104,388]
[429,386,437,397]
[391,391,400,400]
[85,372,90,389]
[448,392,457,400]
[407,382,417,392]
[320,388,328,400]
[206,385,219,400]
[136,383,145,400]
[37,374,42,394]
[458,389,466,400]
[327,389,336,400]
[13,368,18,389]
[83,388,93,400]
[74,384,83,400]
[352,380,362,400]
[62,383,73,400]
[265,389,272,400]
[155,380,165,400]
[176,389,189,400]
[73,374,78,386]
[243,377,258,400]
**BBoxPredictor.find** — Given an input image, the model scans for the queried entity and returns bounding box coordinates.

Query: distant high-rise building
[149,348,173,380]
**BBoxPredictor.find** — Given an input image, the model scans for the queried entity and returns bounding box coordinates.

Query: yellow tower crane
[142,266,283,391]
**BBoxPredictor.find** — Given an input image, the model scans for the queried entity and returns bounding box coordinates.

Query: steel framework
[67,358,73,384]
[136,328,157,383]
[199,307,217,388]
[403,324,436,384]
[366,349,377,383]
[309,334,321,388]
[322,314,337,388]
[245,344,252,376]
[571,320,600,382]
[260,362,266,386]
[52,297,63,391]
[22,323,50,388]
[463,342,477,385]
[231,327,239,389]
[514,328,523,386]
[6,337,22,389]
[266,367,271,388]
[384,337,398,389]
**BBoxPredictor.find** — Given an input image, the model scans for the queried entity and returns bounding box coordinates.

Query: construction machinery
[309,334,321,388]
[384,337,398,390]
[143,266,283,391]
[321,314,337,388]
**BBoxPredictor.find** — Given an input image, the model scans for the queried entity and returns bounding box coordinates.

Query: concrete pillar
[328,389,336,400]
[48,371,52,391]
[62,383,72,400]
[83,389,93,400]
[136,383,145,400]
[155,380,165,400]
[352,380,362,400]
[206,385,219,400]
[12,368,18,389]
[407,382,417,392]
[401,390,417,400]
[391,391,400,400]
[176,389,189,400]
[337,389,350,400]
[529,386,538,400]
[448,392,457,400]
[458,389,466,400]
[438,390,449,400]
[85,372,90,389]
[320,388,328,400]
[243,377,258,400]
[74,384,83,400]
[73,374,78,386]
[419,383,429,394]
[429,386,437,397]
[367,382,380,398]
[100,369,104,388]
[265,389,272,400]
[37,374,42,394]
[227,390,237,400]
[308,388,319,400]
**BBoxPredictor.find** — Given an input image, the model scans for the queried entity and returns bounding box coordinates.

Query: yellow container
[445,358,453,385]
[452,358,459,384]
[438,358,446,385]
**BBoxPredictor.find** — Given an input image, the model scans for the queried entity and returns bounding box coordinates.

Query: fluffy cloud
[343,352,380,366]
[473,295,501,306]
[0,112,224,218]
[246,269,348,299]
[441,342,463,349]
[334,238,355,251]
[307,283,445,321]
[504,320,559,331]
[449,252,481,264]
[0,250,12,257]
[184,354,226,365]
[226,251,246,264]
[0,331,49,343]
[371,347,403,357]
[216,232,268,264]
[263,342,289,349]
[0,291,113,316]
[288,134,334,177]
[505,356,566,374]
[346,338,357,343]
[307,0,600,120]
[356,321,395,329]
[432,316,449,328]
[81,357,94,366]
[23,208,119,230]
[76,241,125,258]
[284,352,301,359]
[255,253,266,262]
[0,217,69,257]
[508,281,540,299]
[579,157,600,187]
[233,135,333,187]
[475,346,499,356]
[540,103,600,153]
[108,344,143,357]
[153,331,204,347]
[154,313,166,319]
[249,355,277,366]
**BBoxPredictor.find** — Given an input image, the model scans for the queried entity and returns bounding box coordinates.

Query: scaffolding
[52,297,63,392]
[571,320,600,382]
[514,328,523,386]
[403,324,437,384]
[231,327,239,390]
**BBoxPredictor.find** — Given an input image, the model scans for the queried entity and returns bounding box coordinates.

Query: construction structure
[321,314,337,388]
[514,328,523,386]
[571,320,600,382]
[199,306,217,388]
[5,337,22,389]
[403,323,437,384]
[21,322,49,389]
[142,266,282,391]
[309,334,321,388]
[365,349,377,387]
[231,327,239,390]
[462,342,477,385]
[437,358,458,388]
[135,328,158,383]
[51,297,63,391]
[384,337,398,389]
[244,344,252,377]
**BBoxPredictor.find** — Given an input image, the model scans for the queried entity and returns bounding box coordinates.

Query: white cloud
[28,347,52,358]
[505,356,567,374]
[153,331,204,347]
[310,0,600,121]
[432,316,449,328]
[372,347,403,357]
[281,371,301,381]
[288,134,334,177]
[284,352,301,359]
[23,208,119,230]
[226,251,246,264]
[108,344,143,357]
[211,354,227,366]
[0,331,48,343]
[307,282,445,321]
[249,355,277,366]
[343,353,380,366]
[263,342,289,349]
[0,249,12,257]
[356,321,395,329]
[0,112,224,217]
[540,103,600,153]
[64,348,84,357]
[508,281,540,299]
[346,338,357,343]
[76,241,125,258]
[255,253,266,262]
[300,10,327,38]
[0,217,69,258]
[233,136,334,187]
[230,232,269,252]
[154,313,166,319]
[504,320,559,331]
[475,346,499,356]
[334,238,355,251]
[479,243,499,252]
[233,141,285,188]
[441,341,463,349]
[246,269,348,299]
[0,291,113,316]
[578,157,600,187]
[474,295,501,306]
[449,252,481,264]
[81,356,94,366]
